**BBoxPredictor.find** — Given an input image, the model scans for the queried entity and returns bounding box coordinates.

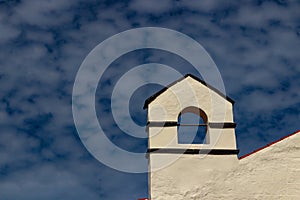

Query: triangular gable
[143,74,235,109]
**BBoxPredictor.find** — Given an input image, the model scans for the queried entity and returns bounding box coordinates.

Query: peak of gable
[143,74,234,109]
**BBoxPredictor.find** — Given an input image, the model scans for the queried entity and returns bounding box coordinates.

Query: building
[140,74,300,200]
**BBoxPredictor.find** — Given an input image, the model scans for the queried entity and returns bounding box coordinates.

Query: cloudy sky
[0,0,299,199]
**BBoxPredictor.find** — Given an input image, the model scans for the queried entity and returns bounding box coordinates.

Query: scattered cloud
[0,0,299,199]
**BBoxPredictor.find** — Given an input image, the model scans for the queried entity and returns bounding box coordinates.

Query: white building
[142,74,300,200]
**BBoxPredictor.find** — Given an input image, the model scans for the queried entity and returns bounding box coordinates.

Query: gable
[143,74,234,109]
[145,74,235,123]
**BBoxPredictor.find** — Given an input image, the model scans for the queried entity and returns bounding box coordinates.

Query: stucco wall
[147,75,299,199]
[148,76,236,151]
[148,76,233,122]
[149,154,238,199]
[150,132,300,200]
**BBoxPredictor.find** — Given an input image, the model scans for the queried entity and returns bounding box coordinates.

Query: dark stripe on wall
[146,121,178,127]
[147,121,236,128]
[147,148,239,155]
[209,122,236,128]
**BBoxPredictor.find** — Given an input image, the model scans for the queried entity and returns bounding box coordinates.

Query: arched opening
[177,107,208,144]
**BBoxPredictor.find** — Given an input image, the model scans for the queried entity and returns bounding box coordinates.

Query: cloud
[129,0,174,14]
[0,23,20,43]
[11,0,77,26]
[0,0,299,199]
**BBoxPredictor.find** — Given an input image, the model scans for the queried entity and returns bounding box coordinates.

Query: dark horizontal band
[147,148,239,155]
[147,121,236,128]
[147,121,178,127]
[209,122,236,128]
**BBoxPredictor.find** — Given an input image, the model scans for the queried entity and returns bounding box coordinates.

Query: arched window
[177,107,208,144]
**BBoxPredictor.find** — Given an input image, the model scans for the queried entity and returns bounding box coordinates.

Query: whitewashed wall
[150,132,300,200]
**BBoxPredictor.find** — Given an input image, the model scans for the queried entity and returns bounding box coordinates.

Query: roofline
[238,130,300,160]
[143,74,235,109]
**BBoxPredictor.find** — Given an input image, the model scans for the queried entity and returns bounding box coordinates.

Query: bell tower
[144,74,239,199]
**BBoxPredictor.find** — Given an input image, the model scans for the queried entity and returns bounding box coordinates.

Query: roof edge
[238,130,300,160]
[143,74,235,109]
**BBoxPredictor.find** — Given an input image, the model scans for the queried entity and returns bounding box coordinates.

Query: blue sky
[0,0,299,199]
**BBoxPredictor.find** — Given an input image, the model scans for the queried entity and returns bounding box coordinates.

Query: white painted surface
[147,75,240,198]
[146,75,299,199]
[150,133,300,199]
[147,76,237,150]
